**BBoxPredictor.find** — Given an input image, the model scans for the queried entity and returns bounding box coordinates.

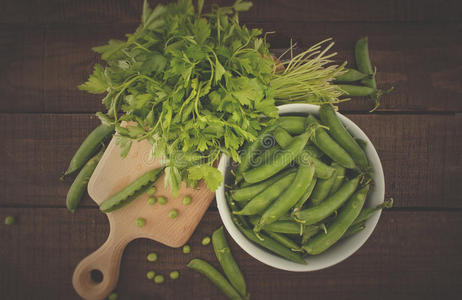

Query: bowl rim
[216,103,385,272]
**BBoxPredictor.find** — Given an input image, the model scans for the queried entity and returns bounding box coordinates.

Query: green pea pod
[301,225,323,244]
[248,216,302,235]
[227,195,306,264]
[341,221,366,240]
[253,145,281,168]
[236,123,278,181]
[305,145,323,158]
[334,68,369,82]
[233,218,307,264]
[66,150,104,213]
[274,127,334,179]
[306,115,356,169]
[264,231,302,252]
[243,131,310,184]
[294,176,360,225]
[328,163,346,196]
[99,167,164,213]
[338,84,375,97]
[212,227,247,299]
[303,185,369,254]
[294,177,317,209]
[255,161,316,231]
[234,172,296,215]
[320,104,369,171]
[310,168,337,206]
[63,124,114,178]
[187,259,243,300]
[276,116,306,135]
[352,198,393,226]
[355,37,376,90]
[231,169,294,202]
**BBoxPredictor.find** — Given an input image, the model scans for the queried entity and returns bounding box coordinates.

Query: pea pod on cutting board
[334,68,369,82]
[62,124,114,178]
[99,167,164,213]
[303,184,370,255]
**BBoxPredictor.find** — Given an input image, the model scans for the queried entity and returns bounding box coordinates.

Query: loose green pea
[168,209,178,219]
[147,196,156,205]
[154,275,164,284]
[183,244,191,254]
[202,236,211,246]
[146,186,157,196]
[4,216,15,225]
[182,196,192,206]
[146,270,155,279]
[158,196,168,205]
[136,217,146,227]
[147,252,158,262]
[169,271,179,280]
[108,292,118,300]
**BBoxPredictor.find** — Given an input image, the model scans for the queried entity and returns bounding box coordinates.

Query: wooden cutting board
[72,136,215,300]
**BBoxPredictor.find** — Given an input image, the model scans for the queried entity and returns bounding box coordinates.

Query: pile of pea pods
[228,104,393,264]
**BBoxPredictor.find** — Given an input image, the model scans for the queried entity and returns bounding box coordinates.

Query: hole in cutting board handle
[90,269,104,284]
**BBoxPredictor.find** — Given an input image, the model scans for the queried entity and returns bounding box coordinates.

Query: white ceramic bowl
[216,104,385,271]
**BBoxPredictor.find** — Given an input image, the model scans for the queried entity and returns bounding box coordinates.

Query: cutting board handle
[72,225,131,300]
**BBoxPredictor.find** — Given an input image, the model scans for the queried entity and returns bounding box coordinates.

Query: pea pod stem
[352,198,394,226]
[187,259,243,300]
[66,150,104,213]
[212,227,247,299]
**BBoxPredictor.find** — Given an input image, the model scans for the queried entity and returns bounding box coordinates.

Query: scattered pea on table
[169,271,179,280]
[183,244,191,254]
[168,209,178,219]
[154,275,164,284]
[202,236,211,246]
[108,292,118,300]
[147,197,156,205]
[158,196,168,205]
[4,216,15,225]
[147,252,158,262]
[136,217,146,227]
[182,196,192,206]
[146,270,155,280]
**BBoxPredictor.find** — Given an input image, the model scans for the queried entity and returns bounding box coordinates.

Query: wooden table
[1,1,461,299]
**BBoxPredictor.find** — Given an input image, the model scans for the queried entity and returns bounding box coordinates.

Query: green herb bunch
[79,0,344,196]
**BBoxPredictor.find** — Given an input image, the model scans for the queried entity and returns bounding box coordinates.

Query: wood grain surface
[0,0,461,299]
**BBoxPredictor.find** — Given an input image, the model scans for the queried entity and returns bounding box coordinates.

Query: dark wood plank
[1,209,461,299]
[1,22,461,113]
[1,0,461,24]
[1,113,461,208]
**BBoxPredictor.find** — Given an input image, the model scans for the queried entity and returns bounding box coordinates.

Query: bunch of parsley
[79,0,343,196]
